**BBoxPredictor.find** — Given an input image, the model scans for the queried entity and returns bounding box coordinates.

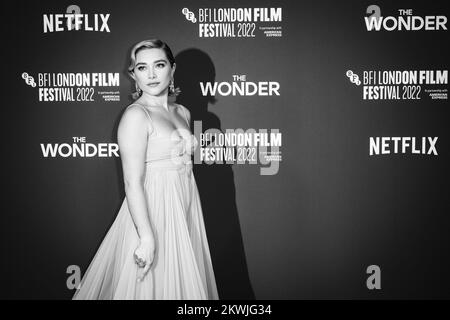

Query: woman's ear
[171,63,176,77]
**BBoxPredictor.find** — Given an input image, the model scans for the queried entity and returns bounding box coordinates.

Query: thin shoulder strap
[127,103,152,123]
[127,103,155,135]
[178,104,190,128]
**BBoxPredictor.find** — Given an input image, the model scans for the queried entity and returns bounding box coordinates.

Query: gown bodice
[127,103,198,169]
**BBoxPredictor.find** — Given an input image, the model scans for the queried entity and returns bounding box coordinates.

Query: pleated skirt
[73,160,219,300]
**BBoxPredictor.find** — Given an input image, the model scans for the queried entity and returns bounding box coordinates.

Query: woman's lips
[147,82,160,87]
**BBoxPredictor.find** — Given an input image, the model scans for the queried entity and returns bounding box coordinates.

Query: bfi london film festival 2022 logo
[21,5,120,103]
[181,7,282,38]
[344,5,447,157]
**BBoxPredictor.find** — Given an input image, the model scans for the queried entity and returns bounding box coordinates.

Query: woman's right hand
[134,236,155,282]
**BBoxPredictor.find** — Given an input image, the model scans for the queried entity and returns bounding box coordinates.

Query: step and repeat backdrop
[4,0,449,299]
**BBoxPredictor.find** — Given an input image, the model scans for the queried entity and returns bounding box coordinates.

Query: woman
[73,39,219,300]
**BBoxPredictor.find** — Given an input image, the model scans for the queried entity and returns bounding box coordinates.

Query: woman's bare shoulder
[124,102,144,112]
[173,103,190,118]
[119,103,150,128]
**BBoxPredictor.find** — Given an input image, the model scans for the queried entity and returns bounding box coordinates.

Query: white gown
[73,103,219,299]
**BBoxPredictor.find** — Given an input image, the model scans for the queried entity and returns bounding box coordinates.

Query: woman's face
[133,48,175,97]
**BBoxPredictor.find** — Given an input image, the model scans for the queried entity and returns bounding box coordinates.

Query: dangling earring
[135,83,142,96]
[169,79,175,94]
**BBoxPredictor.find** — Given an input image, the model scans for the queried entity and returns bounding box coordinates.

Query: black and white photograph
[3,0,450,307]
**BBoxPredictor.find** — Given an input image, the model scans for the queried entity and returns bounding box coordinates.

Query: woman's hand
[134,237,155,282]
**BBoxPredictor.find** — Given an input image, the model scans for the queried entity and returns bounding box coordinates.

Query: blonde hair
[128,39,180,99]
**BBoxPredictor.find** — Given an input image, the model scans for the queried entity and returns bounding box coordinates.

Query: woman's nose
[148,67,156,79]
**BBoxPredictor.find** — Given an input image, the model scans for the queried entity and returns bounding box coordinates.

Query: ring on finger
[136,258,146,266]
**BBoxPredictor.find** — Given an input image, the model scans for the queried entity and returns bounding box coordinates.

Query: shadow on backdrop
[174,48,255,299]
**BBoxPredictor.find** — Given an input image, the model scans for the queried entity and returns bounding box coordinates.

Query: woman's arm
[117,105,153,241]
[177,103,191,129]
[117,105,155,280]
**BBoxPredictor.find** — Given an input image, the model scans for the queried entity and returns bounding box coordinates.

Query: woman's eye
[156,63,166,68]
[137,66,147,71]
